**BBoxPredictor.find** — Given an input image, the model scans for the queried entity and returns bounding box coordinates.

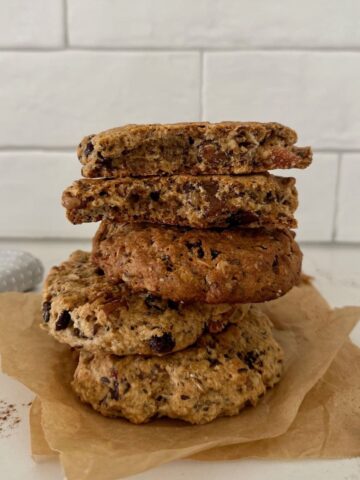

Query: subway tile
[204,52,360,150]
[0,0,64,48]
[0,152,96,238]
[0,51,200,148]
[336,154,360,242]
[68,0,360,48]
[274,153,338,242]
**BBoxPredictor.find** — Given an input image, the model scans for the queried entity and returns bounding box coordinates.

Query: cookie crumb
[0,400,21,438]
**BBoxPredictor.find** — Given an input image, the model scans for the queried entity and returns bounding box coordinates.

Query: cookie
[42,250,247,356]
[77,122,312,177]
[72,306,284,424]
[92,223,302,304]
[62,174,298,229]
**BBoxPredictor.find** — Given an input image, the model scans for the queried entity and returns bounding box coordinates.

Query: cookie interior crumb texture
[62,174,298,229]
[77,122,312,177]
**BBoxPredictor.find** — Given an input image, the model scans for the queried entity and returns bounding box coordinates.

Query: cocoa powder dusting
[0,399,21,438]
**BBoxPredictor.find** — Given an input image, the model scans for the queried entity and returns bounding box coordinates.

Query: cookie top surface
[62,173,298,229]
[93,223,302,304]
[72,305,284,424]
[42,250,246,356]
[77,121,312,177]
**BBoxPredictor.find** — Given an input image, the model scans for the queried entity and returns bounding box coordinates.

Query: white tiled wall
[1,0,359,242]
[337,154,360,242]
[0,52,200,147]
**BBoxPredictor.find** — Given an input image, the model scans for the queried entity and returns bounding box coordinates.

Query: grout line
[312,147,360,154]
[201,46,360,53]
[63,0,69,47]
[331,154,342,241]
[299,241,360,247]
[0,237,91,243]
[1,46,360,53]
[313,148,360,154]
[299,240,360,246]
[0,146,74,153]
[199,50,204,120]
[0,47,67,52]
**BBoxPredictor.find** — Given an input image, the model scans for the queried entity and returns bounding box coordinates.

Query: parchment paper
[0,282,359,479]
[193,340,360,460]
[29,339,360,462]
[29,397,56,461]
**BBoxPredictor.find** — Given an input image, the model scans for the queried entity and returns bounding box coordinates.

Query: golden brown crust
[41,250,247,356]
[62,174,298,229]
[72,306,284,424]
[92,223,302,304]
[77,122,312,177]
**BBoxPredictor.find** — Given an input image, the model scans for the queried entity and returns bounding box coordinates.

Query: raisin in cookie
[42,251,246,356]
[72,306,283,424]
[62,174,298,229]
[78,121,312,177]
[92,223,302,304]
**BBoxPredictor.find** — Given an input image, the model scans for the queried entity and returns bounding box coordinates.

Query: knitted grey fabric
[0,250,44,292]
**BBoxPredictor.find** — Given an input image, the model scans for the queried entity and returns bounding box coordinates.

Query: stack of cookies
[42,122,312,424]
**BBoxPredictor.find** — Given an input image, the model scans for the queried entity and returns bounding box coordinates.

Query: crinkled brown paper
[0,282,359,479]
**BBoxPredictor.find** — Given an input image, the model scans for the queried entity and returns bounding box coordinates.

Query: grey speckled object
[0,250,44,292]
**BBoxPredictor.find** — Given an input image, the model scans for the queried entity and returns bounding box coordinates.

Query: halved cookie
[78,121,311,177]
[62,173,298,229]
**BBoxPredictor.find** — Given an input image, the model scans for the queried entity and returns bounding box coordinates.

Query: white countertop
[0,240,359,480]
